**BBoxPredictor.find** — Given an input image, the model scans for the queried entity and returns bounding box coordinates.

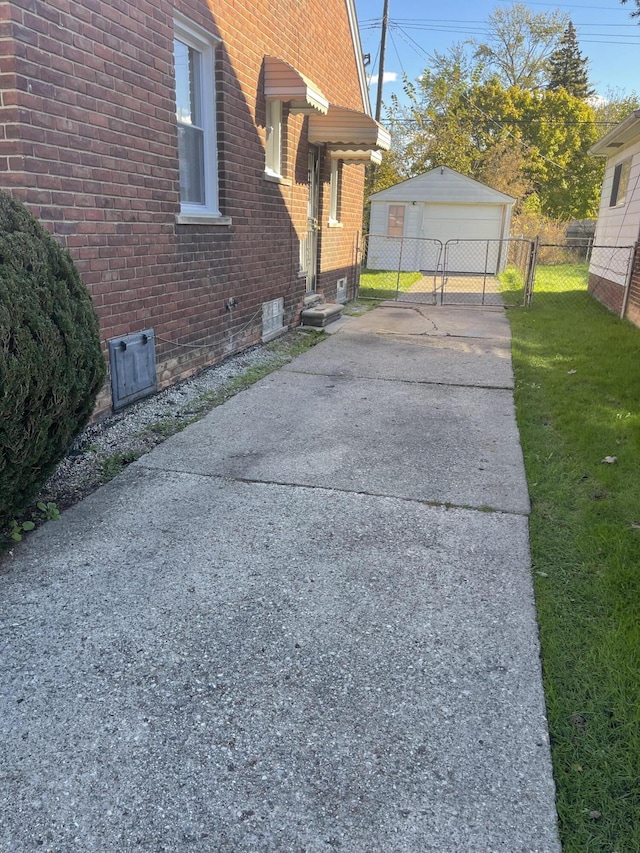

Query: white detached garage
[368,166,516,274]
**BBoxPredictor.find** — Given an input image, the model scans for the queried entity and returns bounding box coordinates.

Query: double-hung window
[174,17,221,219]
[609,157,631,208]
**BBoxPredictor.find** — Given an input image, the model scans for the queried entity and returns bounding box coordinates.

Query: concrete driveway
[0,303,560,852]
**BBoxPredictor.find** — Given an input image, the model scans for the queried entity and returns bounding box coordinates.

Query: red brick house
[1,0,389,414]
[588,111,640,325]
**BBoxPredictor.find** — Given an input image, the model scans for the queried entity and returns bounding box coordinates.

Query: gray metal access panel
[108,328,157,410]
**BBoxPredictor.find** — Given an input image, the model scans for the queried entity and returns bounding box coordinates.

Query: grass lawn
[358,268,422,300]
[507,264,640,851]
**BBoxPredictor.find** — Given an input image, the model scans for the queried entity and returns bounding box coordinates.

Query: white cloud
[367,71,398,86]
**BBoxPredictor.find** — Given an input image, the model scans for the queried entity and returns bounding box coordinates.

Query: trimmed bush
[0,191,106,530]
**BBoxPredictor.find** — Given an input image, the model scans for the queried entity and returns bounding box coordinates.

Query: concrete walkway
[0,304,561,852]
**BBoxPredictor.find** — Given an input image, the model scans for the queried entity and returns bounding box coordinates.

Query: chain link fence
[358,234,535,306]
[358,234,637,318]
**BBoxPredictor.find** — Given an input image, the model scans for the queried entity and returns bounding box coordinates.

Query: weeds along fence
[357,233,638,317]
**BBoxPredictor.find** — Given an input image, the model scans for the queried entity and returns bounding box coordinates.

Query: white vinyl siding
[593,143,640,250]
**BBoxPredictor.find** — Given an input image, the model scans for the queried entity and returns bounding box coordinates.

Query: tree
[473,3,568,89]
[547,21,593,99]
[384,69,604,220]
[620,0,640,20]
[592,87,640,131]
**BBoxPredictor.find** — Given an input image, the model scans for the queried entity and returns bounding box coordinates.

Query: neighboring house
[367,167,515,275]
[1,0,389,414]
[588,110,640,325]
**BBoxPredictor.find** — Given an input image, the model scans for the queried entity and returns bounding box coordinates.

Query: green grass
[358,268,422,300]
[508,264,640,852]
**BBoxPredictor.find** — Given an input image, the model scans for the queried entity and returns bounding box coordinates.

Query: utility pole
[374,0,389,123]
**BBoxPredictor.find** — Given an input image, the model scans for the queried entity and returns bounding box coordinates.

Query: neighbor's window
[329,159,342,223]
[265,99,283,178]
[387,204,405,237]
[174,18,220,216]
[609,157,631,207]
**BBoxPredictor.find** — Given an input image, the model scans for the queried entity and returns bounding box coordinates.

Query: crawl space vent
[262,297,286,342]
[336,277,347,303]
[108,328,157,410]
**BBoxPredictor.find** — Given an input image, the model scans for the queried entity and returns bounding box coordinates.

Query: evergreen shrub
[0,191,106,530]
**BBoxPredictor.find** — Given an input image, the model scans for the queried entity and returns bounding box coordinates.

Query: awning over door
[263,56,329,115]
[327,148,383,164]
[309,105,390,148]
[308,105,390,163]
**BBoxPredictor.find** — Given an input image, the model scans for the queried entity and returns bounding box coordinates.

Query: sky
[354,0,640,111]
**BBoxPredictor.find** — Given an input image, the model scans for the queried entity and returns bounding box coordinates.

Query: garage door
[420,204,504,274]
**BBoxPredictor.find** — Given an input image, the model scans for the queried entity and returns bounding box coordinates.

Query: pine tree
[547,21,593,98]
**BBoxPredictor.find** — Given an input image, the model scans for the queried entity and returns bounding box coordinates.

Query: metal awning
[263,56,329,115]
[308,105,391,152]
[328,147,383,165]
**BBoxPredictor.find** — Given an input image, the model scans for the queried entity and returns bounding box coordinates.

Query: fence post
[525,237,539,306]
[396,236,405,300]
[620,242,638,320]
[354,231,362,300]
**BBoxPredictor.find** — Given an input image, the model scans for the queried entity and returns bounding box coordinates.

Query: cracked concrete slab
[348,303,512,341]
[138,370,530,514]
[284,330,514,389]
[1,469,557,853]
[0,302,559,852]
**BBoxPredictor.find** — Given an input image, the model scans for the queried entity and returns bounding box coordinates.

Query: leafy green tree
[385,70,604,220]
[592,87,640,129]
[473,3,568,89]
[547,21,593,99]
[620,0,640,19]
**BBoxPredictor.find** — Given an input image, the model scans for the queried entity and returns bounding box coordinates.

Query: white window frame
[174,16,223,222]
[328,159,342,225]
[609,157,631,208]
[265,99,283,179]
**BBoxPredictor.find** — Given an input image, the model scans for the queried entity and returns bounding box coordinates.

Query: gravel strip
[35,328,322,514]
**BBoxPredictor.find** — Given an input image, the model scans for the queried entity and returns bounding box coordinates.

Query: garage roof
[370,166,516,205]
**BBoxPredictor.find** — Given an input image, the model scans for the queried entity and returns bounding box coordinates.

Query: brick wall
[623,241,640,327]
[589,241,640,326]
[588,273,625,316]
[1,0,370,415]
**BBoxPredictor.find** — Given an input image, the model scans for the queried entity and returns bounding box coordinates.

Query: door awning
[263,56,329,115]
[308,105,391,151]
[328,146,383,165]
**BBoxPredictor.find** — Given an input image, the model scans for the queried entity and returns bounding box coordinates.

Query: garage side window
[387,204,405,237]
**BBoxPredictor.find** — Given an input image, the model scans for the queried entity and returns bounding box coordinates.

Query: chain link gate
[359,234,536,306]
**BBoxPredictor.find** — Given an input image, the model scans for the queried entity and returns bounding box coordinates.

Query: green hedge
[0,192,106,529]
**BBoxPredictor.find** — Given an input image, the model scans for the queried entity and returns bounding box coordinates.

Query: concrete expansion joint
[134,465,530,517]
[286,368,512,392]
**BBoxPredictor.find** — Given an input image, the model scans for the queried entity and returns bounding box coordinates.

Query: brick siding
[589,241,640,326]
[1,0,370,415]
[623,242,640,327]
